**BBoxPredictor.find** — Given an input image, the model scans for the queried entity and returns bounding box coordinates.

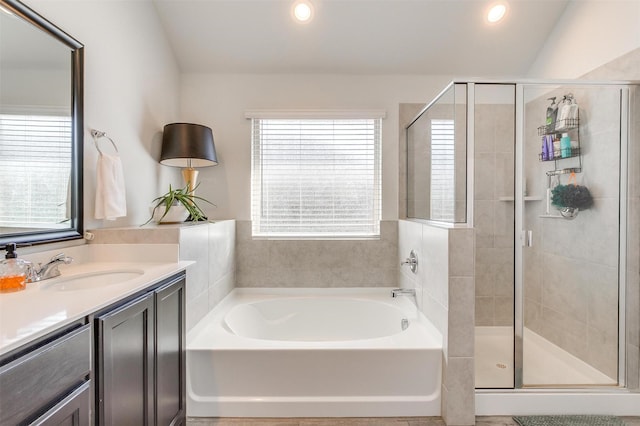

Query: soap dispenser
[0,243,31,293]
[546,97,558,132]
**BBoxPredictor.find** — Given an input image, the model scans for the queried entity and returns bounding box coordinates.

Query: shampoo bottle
[560,133,571,158]
[0,243,31,293]
[541,136,549,160]
[556,97,570,131]
[553,135,561,158]
[558,96,579,129]
[546,135,554,160]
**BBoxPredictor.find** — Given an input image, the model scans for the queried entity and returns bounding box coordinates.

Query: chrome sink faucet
[28,253,73,282]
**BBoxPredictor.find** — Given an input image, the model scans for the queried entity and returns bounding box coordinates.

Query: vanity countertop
[0,260,191,357]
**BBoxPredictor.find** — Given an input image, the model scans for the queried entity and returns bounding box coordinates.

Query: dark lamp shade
[160,123,218,167]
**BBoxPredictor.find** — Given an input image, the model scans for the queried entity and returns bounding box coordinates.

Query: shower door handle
[523,230,533,247]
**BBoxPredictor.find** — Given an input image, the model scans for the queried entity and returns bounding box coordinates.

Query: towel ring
[90,129,119,155]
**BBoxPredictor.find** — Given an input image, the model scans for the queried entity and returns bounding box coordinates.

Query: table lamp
[160,123,218,194]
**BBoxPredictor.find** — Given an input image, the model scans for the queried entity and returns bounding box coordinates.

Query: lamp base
[182,168,199,194]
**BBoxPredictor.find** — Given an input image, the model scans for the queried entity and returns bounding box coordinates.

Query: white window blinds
[430,119,455,222]
[0,113,72,227]
[250,116,382,238]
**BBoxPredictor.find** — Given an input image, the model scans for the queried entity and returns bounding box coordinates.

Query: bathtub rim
[187,287,443,350]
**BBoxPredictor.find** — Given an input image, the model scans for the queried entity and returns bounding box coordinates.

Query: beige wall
[179,73,452,221]
[527,1,640,79]
[25,0,182,229]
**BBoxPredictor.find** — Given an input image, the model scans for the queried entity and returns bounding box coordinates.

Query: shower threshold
[475,326,616,388]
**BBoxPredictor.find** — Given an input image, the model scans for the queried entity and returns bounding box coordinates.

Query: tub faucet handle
[400,250,418,274]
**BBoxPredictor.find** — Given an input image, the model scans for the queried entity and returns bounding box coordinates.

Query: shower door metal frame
[514,83,525,389]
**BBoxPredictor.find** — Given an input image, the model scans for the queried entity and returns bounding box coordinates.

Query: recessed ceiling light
[292,0,313,23]
[487,2,508,24]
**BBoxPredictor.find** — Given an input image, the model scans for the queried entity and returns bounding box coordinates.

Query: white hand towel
[95,153,127,220]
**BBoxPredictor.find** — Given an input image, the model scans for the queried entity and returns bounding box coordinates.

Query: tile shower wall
[474,103,515,327]
[235,220,397,287]
[398,220,475,426]
[579,47,640,390]
[626,84,640,389]
[523,86,623,380]
[89,220,236,331]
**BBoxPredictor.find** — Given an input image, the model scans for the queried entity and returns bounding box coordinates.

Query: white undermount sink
[42,269,145,291]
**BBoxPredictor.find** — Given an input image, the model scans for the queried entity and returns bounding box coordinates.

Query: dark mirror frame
[0,0,83,246]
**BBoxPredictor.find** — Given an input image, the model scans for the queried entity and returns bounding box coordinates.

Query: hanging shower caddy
[537,117,581,176]
[538,94,586,219]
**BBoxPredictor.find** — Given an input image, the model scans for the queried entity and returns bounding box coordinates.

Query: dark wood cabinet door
[96,293,155,426]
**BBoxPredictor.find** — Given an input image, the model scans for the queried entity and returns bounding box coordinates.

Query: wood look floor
[186,416,640,426]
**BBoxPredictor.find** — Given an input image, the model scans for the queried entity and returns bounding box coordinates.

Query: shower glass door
[473,83,516,389]
[519,84,624,387]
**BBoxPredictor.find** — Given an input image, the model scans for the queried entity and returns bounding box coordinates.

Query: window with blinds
[430,119,455,222]
[250,116,382,238]
[0,113,72,227]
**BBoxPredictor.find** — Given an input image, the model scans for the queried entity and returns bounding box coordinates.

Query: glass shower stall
[406,80,639,392]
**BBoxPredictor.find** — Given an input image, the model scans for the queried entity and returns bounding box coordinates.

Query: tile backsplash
[235,220,398,288]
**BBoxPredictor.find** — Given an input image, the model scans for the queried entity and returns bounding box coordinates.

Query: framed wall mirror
[0,0,83,246]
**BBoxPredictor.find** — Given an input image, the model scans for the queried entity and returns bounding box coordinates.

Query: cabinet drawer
[0,324,91,425]
[29,381,91,426]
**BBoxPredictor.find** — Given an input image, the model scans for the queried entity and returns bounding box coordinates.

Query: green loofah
[551,184,593,210]
[551,184,569,208]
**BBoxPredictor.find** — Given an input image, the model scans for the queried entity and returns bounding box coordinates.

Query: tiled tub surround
[235,220,398,288]
[89,220,236,331]
[398,220,475,426]
[186,287,442,417]
[0,243,188,355]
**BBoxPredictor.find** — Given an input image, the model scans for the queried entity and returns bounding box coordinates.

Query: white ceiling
[153,0,570,76]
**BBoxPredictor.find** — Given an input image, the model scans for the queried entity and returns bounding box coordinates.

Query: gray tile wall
[473,102,515,328]
[235,220,398,287]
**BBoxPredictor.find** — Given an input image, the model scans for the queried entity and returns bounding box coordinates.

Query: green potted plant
[143,184,214,225]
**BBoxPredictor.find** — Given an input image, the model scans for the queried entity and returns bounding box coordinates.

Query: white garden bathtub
[187,288,443,417]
